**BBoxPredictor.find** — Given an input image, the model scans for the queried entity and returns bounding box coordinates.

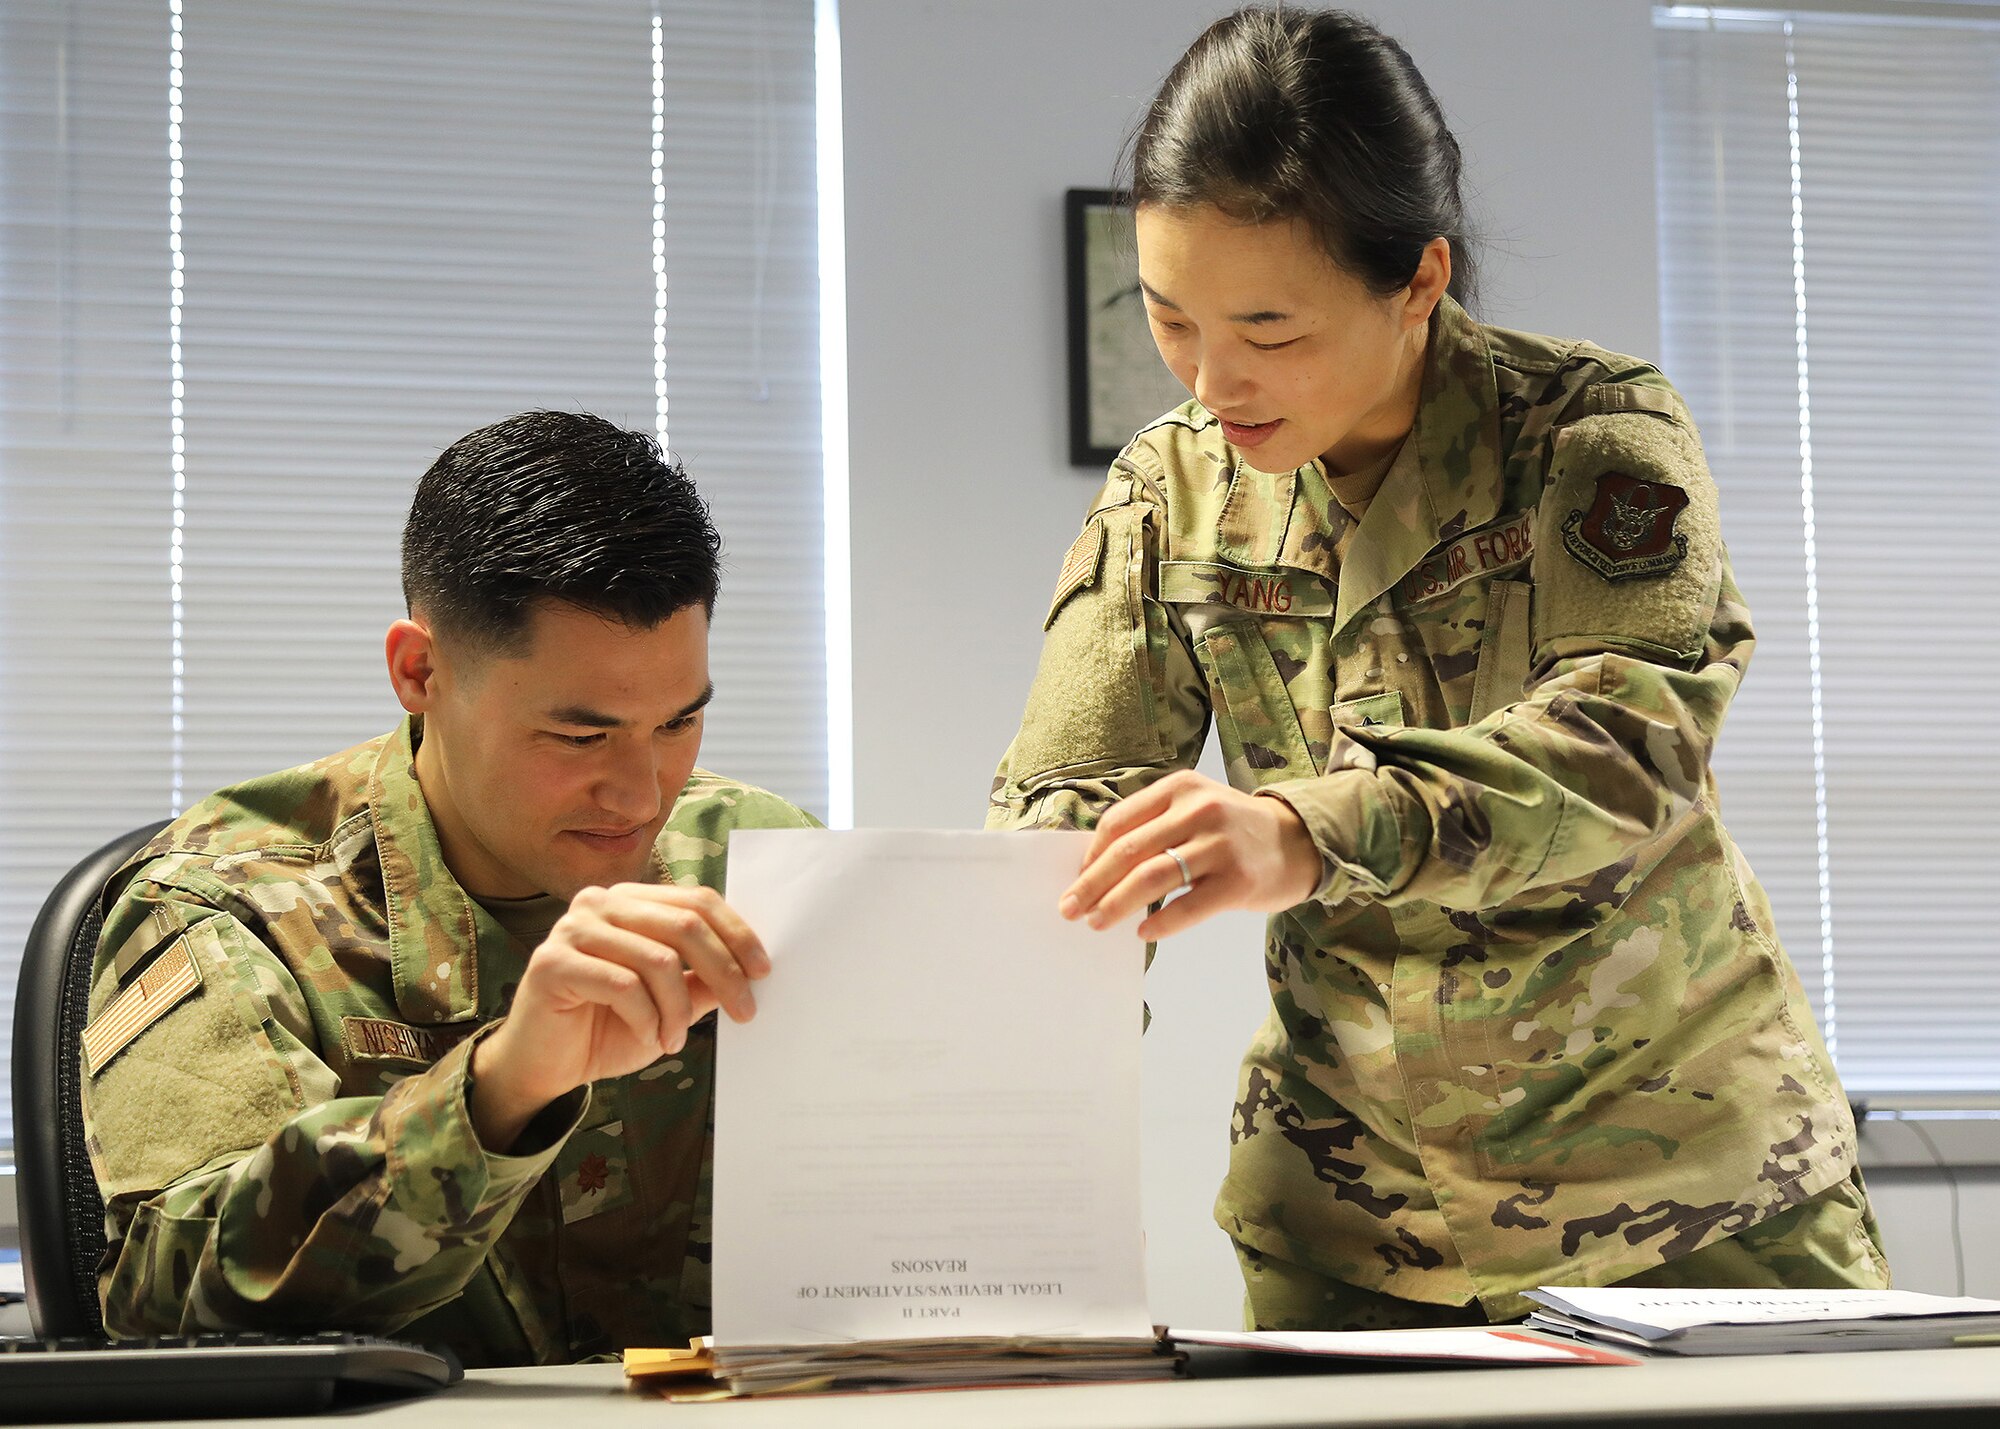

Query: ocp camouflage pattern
[990,296,1874,1317]
[80,716,817,1363]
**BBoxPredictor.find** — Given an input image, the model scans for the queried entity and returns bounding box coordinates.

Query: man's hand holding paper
[471,882,770,1151]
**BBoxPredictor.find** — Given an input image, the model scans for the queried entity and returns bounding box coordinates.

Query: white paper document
[1527,1287,2000,1339]
[713,829,1151,1347]
[1170,1327,1637,1365]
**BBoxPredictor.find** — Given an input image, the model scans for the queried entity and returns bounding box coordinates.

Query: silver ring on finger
[1164,845,1193,891]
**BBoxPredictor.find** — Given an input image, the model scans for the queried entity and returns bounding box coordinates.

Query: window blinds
[0,0,828,1149]
[0,1,177,1153]
[1655,6,2000,1096]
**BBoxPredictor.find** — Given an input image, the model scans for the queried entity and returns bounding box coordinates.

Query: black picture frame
[1064,188,1186,468]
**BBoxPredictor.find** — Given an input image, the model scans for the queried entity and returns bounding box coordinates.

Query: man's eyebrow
[673,683,717,721]
[546,683,715,730]
[1137,280,1291,326]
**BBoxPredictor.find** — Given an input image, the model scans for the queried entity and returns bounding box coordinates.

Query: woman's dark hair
[401,409,721,654]
[1126,6,1476,306]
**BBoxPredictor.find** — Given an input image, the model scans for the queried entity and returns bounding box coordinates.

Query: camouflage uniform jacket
[989,296,1858,1316]
[79,717,817,1363]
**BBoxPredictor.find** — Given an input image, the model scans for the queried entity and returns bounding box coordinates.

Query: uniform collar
[367,714,506,1024]
[1329,294,1503,637]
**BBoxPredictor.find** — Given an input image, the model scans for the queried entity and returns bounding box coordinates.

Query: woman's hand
[1059,770,1322,938]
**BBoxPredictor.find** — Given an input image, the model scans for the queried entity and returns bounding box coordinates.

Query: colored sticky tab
[83,936,203,1076]
[624,1340,716,1379]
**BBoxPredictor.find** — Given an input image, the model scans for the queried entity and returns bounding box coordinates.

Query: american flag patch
[82,936,203,1076]
[1045,520,1106,628]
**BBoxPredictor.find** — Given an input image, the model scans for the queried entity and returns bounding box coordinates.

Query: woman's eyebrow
[1138,279,1292,326]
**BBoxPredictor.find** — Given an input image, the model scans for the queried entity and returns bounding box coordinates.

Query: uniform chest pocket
[1193,619,1322,789]
[555,1117,636,1224]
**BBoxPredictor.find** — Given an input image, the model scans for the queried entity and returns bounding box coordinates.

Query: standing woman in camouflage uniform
[989,6,1888,1330]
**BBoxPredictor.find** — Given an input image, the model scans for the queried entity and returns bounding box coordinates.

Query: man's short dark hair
[401,410,721,653]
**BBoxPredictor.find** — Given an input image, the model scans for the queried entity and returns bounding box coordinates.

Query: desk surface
[43,1347,2000,1429]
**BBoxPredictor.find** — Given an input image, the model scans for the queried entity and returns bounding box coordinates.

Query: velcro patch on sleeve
[1005,503,1171,781]
[83,936,203,1077]
[1536,410,1721,663]
[1045,519,1106,629]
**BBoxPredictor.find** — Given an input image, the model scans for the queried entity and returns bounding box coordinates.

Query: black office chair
[11,820,171,1339]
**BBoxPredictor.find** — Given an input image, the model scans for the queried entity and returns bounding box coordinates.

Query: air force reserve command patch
[1562,471,1690,581]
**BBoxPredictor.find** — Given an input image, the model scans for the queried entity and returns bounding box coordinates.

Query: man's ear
[385,617,441,714]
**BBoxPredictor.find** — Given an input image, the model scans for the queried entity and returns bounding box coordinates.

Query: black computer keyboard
[0,1330,462,1422]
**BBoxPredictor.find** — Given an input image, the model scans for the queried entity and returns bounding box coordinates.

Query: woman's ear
[1402,235,1453,330]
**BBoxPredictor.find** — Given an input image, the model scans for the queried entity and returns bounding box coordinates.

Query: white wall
[840,0,1666,1325]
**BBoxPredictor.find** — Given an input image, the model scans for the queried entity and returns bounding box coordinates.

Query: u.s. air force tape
[82,936,203,1076]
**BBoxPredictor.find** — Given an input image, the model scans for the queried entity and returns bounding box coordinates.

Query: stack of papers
[1525,1287,2000,1356]
[626,1325,1631,1399]
[1169,1326,1639,1367]
[706,1336,1174,1395]
[700,831,1174,1397]
[626,1336,1171,1400]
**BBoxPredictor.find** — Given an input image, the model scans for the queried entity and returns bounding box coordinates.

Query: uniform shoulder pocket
[1005,504,1170,781]
[1536,410,1722,665]
[83,915,307,1198]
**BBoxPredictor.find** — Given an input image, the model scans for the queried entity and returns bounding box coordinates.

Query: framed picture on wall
[1065,188,1187,468]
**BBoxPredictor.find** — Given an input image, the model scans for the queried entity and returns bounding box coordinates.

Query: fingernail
[1059,895,1079,919]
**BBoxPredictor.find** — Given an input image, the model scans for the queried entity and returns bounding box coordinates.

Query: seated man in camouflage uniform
[79,411,816,1363]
